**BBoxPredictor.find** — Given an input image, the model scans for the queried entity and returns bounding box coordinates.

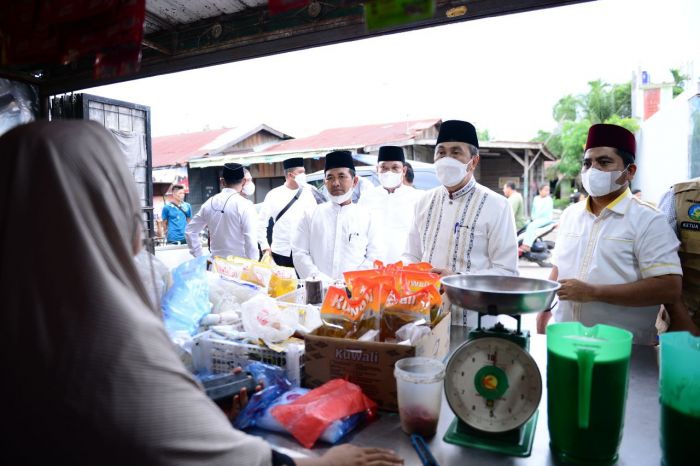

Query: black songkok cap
[377,146,405,163]
[324,150,355,172]
[222,163,244,184]
[436,120,479,148]
[282,157,304,170]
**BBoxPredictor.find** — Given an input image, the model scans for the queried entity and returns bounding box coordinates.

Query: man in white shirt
[358,146,423,264]
[185,163,258,260]
[536,123,683,345]
[403,120,519,278]
[292,150,381,281]
[258,157,317,268]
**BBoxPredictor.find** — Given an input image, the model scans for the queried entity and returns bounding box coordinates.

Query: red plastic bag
[271,379,377,448]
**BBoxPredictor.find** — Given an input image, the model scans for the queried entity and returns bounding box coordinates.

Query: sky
[85,0,700,141]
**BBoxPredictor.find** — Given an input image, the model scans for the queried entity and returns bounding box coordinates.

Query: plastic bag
[234,363,291,430]
[171,330,196,372]
[161,256,210,336]
[134,248,171,310]
[241,294,299,346]
[255,387,365,444]
[395,319,431,345]
[207,272,260,324]
[271,379,377,448]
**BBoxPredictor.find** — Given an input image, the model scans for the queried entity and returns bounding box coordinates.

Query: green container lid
[660,332,700,415]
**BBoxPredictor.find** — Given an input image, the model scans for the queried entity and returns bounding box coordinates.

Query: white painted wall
[634,90,698,204]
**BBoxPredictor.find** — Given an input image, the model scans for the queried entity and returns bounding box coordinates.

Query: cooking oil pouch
[317,282,382,339]
[403,262,433,272]
[343,269,382,293]
[269,266,298,298]
[380,285,442,342]
[212,257,247,282]
[232,257,274,288]
[399,270,441,294]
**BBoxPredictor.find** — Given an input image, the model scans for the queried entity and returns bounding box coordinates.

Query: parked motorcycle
[517,222,558,267]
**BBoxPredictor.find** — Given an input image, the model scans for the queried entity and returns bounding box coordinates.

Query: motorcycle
[517,221,558,267]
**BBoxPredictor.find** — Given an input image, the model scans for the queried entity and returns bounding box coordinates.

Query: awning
[189,149,333,168]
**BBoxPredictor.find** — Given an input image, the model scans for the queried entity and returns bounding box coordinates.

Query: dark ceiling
[0,0,594,95]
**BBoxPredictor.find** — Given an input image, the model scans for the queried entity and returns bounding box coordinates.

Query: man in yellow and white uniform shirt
[537,124,683,345]
[358,145,424,264]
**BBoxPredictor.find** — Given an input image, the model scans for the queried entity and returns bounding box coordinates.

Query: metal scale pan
[439,275,561,457]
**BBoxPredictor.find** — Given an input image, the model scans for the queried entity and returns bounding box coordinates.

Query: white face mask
[294,173,307,186]
[242,180,255,196]
[435,157,471,188]
[330,188,354,205]
[581,167,628,197]
[379,171,403,189]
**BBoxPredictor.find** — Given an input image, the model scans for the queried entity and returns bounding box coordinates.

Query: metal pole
[523,150,530,217]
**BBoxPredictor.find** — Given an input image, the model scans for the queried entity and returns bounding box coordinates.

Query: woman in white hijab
[0,121,402,466]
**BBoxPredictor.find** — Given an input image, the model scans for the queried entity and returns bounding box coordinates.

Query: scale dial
[445,337,542,433]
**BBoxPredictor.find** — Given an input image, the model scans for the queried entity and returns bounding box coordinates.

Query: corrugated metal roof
[152,127,232,167]
[152,123,292,167]
[189,118,441,167]
[263,118,440,153]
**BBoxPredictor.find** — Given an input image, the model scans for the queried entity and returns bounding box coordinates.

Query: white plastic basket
[193,334,305,387]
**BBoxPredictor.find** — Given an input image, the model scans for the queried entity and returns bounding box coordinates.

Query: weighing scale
[440,275,560,457]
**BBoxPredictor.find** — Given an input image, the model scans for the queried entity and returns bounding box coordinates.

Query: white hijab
[0,121,271,466]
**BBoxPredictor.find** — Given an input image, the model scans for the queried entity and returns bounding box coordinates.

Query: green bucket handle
[575,345,598,429]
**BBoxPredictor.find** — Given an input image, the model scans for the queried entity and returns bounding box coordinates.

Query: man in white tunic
[185,163,259,259]
[358,146,424,264]
[536,124,683,345]
[403,120,518,277]
[258,157,318,268]
[293,151,381,281]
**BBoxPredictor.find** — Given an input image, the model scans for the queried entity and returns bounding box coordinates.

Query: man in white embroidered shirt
[536,123,683,345]
[358,146,424,264]
[258,157,317,269]
[292,150,380,282]
[402,120,519,278]
[185,163,258,260]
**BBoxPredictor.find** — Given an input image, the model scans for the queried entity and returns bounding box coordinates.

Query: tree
[533,79,637,179]
[670,68,690,98]
[477,128,491,142]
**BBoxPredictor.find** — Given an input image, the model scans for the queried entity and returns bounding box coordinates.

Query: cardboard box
[303,312,451,411]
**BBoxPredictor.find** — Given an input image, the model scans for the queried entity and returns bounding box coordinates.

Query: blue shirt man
[161,184,192,244]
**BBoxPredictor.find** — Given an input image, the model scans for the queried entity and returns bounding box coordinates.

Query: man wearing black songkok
[186,163,259,259]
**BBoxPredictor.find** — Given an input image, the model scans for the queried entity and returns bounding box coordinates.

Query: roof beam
[1,0,596,94]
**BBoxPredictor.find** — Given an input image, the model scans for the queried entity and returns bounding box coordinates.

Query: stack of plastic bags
[235,363,376,448]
